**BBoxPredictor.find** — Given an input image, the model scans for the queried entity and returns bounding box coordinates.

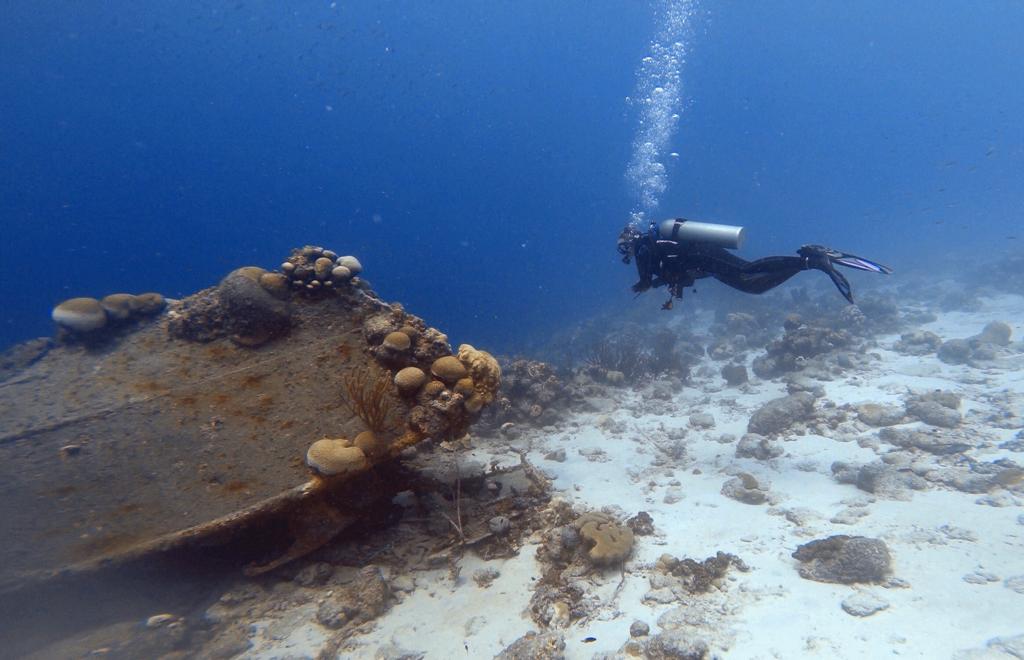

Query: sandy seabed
[237,293,1024,659]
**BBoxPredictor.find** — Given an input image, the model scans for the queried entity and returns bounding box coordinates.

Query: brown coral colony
[48,244,502,488]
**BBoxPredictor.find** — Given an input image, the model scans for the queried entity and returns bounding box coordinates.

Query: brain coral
[52,297,108,333]
[431,355,467,385]
[383,331,411,351]
[306,438,368,477]
[574,512,634,566]
[100,293,138,321]
[134,292,166,315]
[394,367,427,396]
[454,377,475,398]
[457,343,501,411]
[336,255,363,275]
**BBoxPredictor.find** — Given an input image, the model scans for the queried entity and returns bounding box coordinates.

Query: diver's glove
[798,245,893,304]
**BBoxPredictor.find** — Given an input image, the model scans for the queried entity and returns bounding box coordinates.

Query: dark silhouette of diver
[618,218,892,310]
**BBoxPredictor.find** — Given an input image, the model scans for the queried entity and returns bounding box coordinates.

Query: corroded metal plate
[0,288,409,592]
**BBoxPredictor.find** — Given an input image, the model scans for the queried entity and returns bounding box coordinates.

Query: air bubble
[625,0,696,215]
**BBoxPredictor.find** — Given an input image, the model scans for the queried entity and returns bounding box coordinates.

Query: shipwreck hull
[0,285,442,593]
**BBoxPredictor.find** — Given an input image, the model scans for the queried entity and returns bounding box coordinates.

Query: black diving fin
[798,245,892,304]
[831,252,893,275]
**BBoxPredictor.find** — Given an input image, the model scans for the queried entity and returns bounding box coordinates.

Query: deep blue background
[2,1,1022,352]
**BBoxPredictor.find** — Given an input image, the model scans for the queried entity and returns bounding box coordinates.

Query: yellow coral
[457,344,501,408]
[306,439,367,477]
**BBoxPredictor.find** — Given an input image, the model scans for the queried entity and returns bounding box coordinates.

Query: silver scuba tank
[658,218,746,250]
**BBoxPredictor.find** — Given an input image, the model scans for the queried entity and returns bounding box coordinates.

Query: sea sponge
[383,331,411,352]
[574,512,634,566]
[52,297,108,333]
[457,344,501,409]
[100,293,138,321]
[431,355,467,385]
[306,439,368,477]
[394,367,427,396]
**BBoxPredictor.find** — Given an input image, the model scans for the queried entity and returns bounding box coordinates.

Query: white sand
[255,294,1024,659]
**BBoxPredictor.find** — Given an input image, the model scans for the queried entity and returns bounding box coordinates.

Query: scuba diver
[618,218,892,310]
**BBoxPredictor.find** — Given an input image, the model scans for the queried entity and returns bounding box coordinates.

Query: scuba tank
[657,218,746,250]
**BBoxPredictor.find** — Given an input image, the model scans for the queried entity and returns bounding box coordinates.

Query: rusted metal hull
[0,291,409,593]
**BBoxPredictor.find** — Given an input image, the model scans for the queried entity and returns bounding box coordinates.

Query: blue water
[2,1,1022,352]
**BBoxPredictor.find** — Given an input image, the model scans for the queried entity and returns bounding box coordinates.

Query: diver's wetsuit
[632,235,808,299]
[622,220,891,309]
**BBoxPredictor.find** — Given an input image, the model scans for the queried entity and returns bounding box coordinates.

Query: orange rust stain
[223,480,250,493]
[239,373,266,389]
[176,395,198,407]
[336,344,352,360]
[135,379,170,394]
[280,419,295,430]
[223,408,247,420]
[212,393,231,405]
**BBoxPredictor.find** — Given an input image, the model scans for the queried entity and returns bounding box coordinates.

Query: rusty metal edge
[0,479,325,596]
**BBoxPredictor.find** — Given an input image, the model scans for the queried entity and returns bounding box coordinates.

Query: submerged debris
[0,244,502,600]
